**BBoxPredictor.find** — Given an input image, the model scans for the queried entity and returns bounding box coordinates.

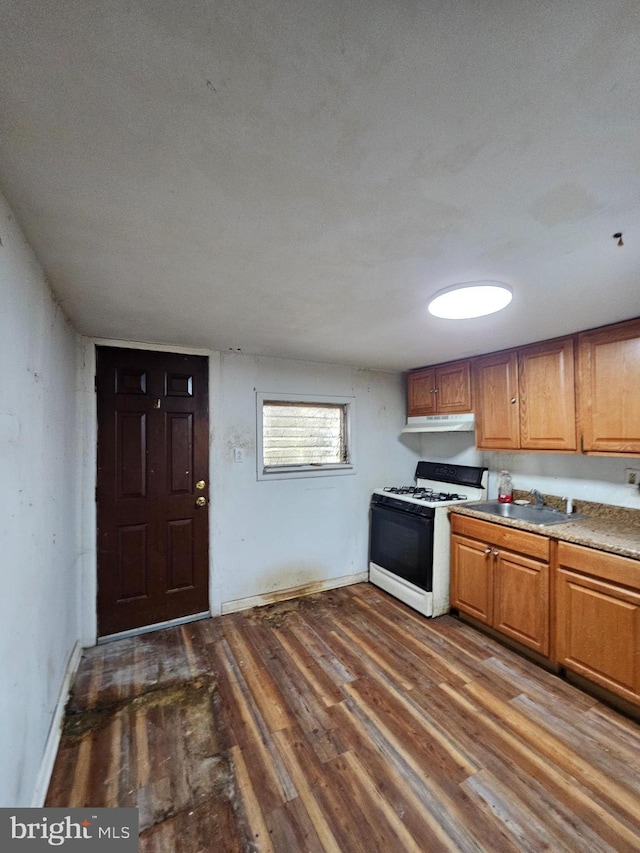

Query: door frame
[78,338,218,646]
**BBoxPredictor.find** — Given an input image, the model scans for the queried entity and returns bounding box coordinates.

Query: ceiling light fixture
[428,281,513,319]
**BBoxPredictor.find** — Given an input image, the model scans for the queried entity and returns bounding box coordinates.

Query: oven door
[369,498,435,591]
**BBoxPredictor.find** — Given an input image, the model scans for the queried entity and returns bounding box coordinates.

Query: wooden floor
[47,583,640,851]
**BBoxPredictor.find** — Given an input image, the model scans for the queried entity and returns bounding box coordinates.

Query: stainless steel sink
[467,501,585,526]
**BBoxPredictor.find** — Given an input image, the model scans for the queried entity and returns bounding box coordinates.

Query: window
[257,393,355,479]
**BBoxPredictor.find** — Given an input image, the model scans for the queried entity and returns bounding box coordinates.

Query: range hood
[402,413,475,433]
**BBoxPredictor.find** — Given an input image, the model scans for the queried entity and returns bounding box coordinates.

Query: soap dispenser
[497,470,513,504]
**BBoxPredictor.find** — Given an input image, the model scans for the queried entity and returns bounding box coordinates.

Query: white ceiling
[1,0,639,371]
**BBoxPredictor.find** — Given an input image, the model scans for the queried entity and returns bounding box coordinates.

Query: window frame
[256,392,356,480]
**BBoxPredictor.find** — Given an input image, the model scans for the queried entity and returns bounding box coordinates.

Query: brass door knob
[195,496,207,507]
[196,480,207,490]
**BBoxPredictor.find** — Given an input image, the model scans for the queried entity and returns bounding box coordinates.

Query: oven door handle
[371,501,434,522]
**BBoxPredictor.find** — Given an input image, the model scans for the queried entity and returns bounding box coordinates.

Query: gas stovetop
[381,486,470,504]
[375,461,488,508]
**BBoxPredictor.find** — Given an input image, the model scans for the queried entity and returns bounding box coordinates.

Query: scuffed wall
[0,190,80,806]
[209,352,420,614]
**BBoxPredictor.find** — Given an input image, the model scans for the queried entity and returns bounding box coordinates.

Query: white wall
[419,433,640,507]
[0,190,81,806]
[210,353,420,613]
[484,450,640,508]
[417,433,485,469]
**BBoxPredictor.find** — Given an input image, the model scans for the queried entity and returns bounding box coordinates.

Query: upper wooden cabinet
[578,318,640,454]
[409,317,639,454]
[472,350,520,450]
[473,338,577,452]
[519,338,577,451]
[407,359,472,417]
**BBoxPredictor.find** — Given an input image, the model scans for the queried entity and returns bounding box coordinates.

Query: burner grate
[383,486,467,502]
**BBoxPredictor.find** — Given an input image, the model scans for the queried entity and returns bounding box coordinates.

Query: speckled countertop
[449,493,640,560]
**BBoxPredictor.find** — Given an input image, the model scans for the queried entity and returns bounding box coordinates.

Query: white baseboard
[221,571,368,615]
[31,640,83,807]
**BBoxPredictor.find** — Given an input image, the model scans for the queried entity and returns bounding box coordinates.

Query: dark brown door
[96,347,209,637]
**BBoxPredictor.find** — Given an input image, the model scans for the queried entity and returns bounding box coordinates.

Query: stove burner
[383,486,467,502]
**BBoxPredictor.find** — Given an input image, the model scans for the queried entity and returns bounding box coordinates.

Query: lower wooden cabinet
[451,515,550,656]
[556,542,640,706]
[450,531,494,625]
[494,549,549,655]
[451,515,640,710]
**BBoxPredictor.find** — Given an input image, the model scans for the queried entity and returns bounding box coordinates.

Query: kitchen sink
[467,501,585,526]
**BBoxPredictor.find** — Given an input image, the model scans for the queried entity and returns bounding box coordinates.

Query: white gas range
[369,461,487,617]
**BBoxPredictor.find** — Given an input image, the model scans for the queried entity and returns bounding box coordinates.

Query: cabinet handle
[484,548,492,555]
[492,550,500,557]
[510,398,517,404]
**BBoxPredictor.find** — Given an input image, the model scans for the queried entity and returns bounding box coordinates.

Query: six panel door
[96,347,209,637]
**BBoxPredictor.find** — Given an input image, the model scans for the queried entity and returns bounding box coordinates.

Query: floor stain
[62,674,217,738]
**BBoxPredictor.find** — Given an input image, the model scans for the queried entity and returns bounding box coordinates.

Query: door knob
[196,480,207,490]
[195,496,207,507]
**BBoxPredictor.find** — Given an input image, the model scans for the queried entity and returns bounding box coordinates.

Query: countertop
[449,496,640,560]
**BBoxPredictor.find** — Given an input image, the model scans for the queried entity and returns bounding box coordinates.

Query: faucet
[530,489,545,507]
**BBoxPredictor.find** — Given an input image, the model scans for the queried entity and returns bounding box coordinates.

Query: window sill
[258,463,355,481]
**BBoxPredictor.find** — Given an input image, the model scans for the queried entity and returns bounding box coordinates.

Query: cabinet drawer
[451,514,550,561]
[557,542,640,590]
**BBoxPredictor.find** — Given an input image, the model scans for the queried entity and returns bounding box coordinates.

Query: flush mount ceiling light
[428,281,513,319]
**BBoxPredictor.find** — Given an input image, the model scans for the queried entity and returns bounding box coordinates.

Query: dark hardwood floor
[47,583,640,851]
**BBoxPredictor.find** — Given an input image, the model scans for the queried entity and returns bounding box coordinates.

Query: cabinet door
[494,550,549,655]
[519,338,577,451]
[556,567,640,704]
[451,534,493,625]
[473,351,520,450]
[407,367,437,416]
[436,360,472,413]
[578,318,640,453]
